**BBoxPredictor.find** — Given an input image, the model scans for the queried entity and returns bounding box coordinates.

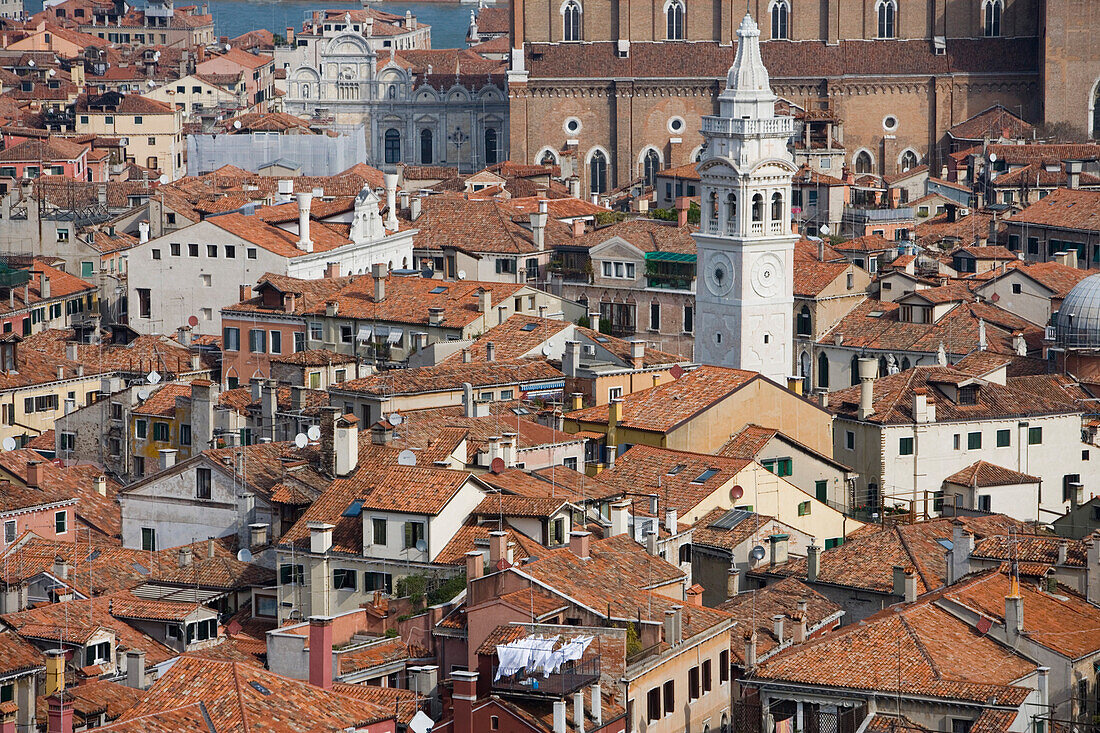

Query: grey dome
[1055,273,1100,349]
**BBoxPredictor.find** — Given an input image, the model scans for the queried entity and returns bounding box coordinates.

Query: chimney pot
[569,530,591,559]
[308,616,334,690]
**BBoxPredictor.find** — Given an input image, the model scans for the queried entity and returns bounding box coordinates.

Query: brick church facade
[504,0,1100,197]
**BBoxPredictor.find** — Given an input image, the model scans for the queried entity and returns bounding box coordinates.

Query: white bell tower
[692,13,797,383]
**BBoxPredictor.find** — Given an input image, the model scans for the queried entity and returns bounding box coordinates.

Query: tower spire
[720,13,776,120]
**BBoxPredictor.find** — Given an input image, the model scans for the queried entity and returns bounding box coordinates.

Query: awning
[645,251,696,263]
[387,328,403,345]
[356,326,373,342]
[522,380,565,394]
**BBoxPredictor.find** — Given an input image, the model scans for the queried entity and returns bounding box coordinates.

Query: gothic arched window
[726,192,737,232]
[900,149,919,172]
[771,192,783,221]
[562,0,581,41]
[485,127,499,166]
[666,0,685,40]
[707,189,719,230]
[770,0,789,39]
[384,128,401,165]
[642,149,660,187]
[420,128,433,165]
[818,352,830,389]
[876,0,896,38]
[797,305,812,337]
[589,150,607,194]
[751,193,764,222]
[539,149,558,166]
[983,0,1002,37]
[854,150,873,175]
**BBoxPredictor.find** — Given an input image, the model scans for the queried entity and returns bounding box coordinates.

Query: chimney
[591,683,602,725]
[410,194,423,221]
[309,521,335,554]
[569,530,591,559]
[138,220,149,243]
[399,190,410,211]
[663,607,682,645]
[675,196,690,227]
[296,192,313,252]
[428,307,445,327]
[772,614,784,644]
[249,523,268,549]
[570,392,584,411]
[383,173,399,230]
[308,616,334,690]
[553,700,567,733]
[1037,666,1050,716]
[45,649,65,696]
[1005,592,1023,639]
[413,332,428,351]
[489,530,508,569]
[573,691,585,733]
[629,340,645,369]
[562,340,581,377]
[65,342,78,362]
[465,550,483,582]
[744,632,757,667]
[125,649,146,689]
[530,199,549,251]
[913,388,934,423]
[1013,332,1027,356]
[727,566,741,598]
[608,399,623,427]
[1066,159,1083,189]
[664,508,677,534]
[792,610,808,644]
[857,357,877,419]
[94,475,107,496]
[610,500,629,536]
[177,546,193,568]
[477,288,492,314]
[41,275,51,299]
[240,284,252,301]
[46,695,73,733]
[501,432,517,467]
[904,568,917,602]
[26,460,42,487]
[52,555,69,581]
[572,219,585,238]
[159,449,177,471]
[319,406,339,476]
[646,529,657,555]
[606,445,617,468]
[769,533,789,566]
[892,565,906,597]
[176,326,192,347]
[817,238,825,261]
[806,542,820,582]
[372,263,387,301]
[947,521,974,585]
[1058,541,1069,566]
[452,671,478,733]
[485,341,495,362]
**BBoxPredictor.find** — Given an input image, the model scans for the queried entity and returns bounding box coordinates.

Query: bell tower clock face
[705,251,735,297]
[750,253,783,298]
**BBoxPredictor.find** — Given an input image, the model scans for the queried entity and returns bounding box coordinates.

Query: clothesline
[493,634,595,681]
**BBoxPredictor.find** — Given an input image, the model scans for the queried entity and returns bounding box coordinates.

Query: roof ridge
[232,660,251,733]
[895,612,942,681]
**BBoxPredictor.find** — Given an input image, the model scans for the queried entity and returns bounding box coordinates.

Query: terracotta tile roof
[509,196,610,219]
[479,466,617,503]
[794,237,845,263]
[596,445,750,515]
[35,679,145,728]
[566,365,760,433]
[96,702,214,732]
[566,219,697,254]
[827,366,1078,425]
[22,329,215,377]
[793,259,852,297]
[970,534,1086,567]
[433,518,545,566]
[690,507,800,553]
[900,282,974,304]
[115,656,396,731]
[955,245,1016,261]
[335,358,563,397]
[106,590,208,622]
[718,577,843,661]
[1007,187,1100,231]
[764,515,1036,594]
[914,209,998,247]
[150,538,275,590]
[1001,260,1092,297]
[716,424,778,458]
[194,440,331,502]
[398,193,572,255]
[131,381,191,417]
[864,714,933,733]
[74,91,174,116]
[0,449,121,537]
[990,162,1100,188]
[269,349,356,367]
[224,273,352,317]
[207,212,350,258]
[818,299,1041,358]
[473,493,573,519]
[948,105,1035,141]
[0,630,43,676]
[984,143,1100,167]
[330,683,420,725]
[0,137,87,162]
[943,461,1039,487]
[834,234,896,253]
[0,535,165,595]
[337,637,420,675]
[217,385,329,418]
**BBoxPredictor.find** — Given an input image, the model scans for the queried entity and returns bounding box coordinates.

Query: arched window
[485,127,498,166]
[384,128,401,165]
[770,0,789,39]
[387,84,397,99]
[751,193,763,222]
[562,0,581,41]
[850,354,860,385]
[901,356,911,370]
[726,192,737,233]
[983,0,1002,37]
[876,0,896,38]
[900,150,918,172]
[666,0,685,40]
[797,305,811,337]
[722,714,730,733]
[854,150,873,175]
[771,192,783,221]
[420,128,433,165]
[818,352,830,389]
[539,149,558,166]
[642,149,660,187]
[707,189,719,231]
[879,356,888,377]
[589,150,607,195]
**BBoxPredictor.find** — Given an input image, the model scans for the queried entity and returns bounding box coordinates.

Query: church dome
[1055,273,1100,349]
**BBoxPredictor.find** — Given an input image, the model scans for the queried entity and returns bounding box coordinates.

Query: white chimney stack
[384,173,399,231]
[857,357,877,420]
[138,221,149,244]
[297,192,314,252]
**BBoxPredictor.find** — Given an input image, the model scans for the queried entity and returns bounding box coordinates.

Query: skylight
[667,464,685,475]
[430,286,447,294]
[691,468,720,484]
[521,323,538,332]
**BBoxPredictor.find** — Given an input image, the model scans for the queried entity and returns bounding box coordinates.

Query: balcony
[491,656,600,699]
[701,115,794,138]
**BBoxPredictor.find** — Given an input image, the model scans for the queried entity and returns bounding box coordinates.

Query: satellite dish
[294,433,308,449]
[414,539,427,552]
[306,425,321,441]
[819,223,830,236]
[224,43,231,51]
[159,174,169,185]
[456,269,467,280]
[398,449,417,466]
[750,545,767,562]
[147,371,161,384]
[1,437,15,451]
[669,364,685,379]
[233,120,242,129]
[187,315,199,327]
[387,413,403,426]
[495,558,510,571]
[236,548,253,562]
[409,711,436,733]
[137,388,150,400]
[540,344,551,356]
[48,68,56,76]
[989,153,998,163]
[490,457,505,474]
[27,59,34,67]
[147,79,155,87]
[730,485,744,502]
[153,50,161,60]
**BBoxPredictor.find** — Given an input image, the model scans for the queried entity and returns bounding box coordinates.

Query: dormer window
[959,385,979,405]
